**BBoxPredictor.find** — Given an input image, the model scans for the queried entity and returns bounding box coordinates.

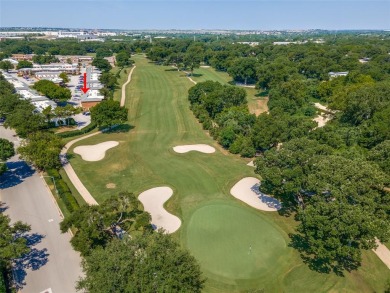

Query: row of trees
[169,36,390,276]
[188,81,316,156]
[32,54,59,64]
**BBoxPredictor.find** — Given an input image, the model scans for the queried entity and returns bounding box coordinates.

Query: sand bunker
[138,187,181,233]
[230,177,281,211]
[74,141,119,162]
[173,144,215,154]
[247,160,255,167]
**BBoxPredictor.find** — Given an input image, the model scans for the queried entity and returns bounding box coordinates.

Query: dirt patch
[250,97,269,116]
[106,183,116,189]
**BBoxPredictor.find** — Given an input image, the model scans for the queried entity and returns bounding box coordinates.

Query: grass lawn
[68,55,389,292]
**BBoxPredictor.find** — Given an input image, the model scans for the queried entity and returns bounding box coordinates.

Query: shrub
[56,179,71,194]
[57,122,97,138]
[61,192,80,213]
[46,168,61,179]
[45,172,80,214]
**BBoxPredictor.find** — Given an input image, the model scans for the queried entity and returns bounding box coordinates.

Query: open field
[68,55,389,292]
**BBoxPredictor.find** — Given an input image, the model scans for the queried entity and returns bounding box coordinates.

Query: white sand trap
[138,187,181,233]
[230,177,281,211]
[247,160,255,167]
[313,114,332,128]
[173,144,215,154]
[74,141,119,161]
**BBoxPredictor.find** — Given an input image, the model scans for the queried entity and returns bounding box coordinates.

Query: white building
[328,72,349,79]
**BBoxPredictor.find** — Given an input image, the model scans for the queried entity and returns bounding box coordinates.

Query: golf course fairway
[68,55,390,292]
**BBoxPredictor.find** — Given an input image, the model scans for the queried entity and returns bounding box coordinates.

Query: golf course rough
[186,203,287,284]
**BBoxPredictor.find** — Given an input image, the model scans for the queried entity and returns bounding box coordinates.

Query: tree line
[146,35,390,274]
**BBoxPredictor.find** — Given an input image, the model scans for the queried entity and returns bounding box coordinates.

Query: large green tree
[0,139,15,175]
[33,80,71,102]
[4,104,46,138]
[0,139,14,162]
[60,192,151,256]
[259,149,390,273]
[18,131,63,170]
[0,213,31,276]
[92,58,112,72]
[16,60,33,69]
[115,51,132,67]
[0,61,13,72]
[77,233,205,293]
[90,100,128,128]
[228,57,258,85]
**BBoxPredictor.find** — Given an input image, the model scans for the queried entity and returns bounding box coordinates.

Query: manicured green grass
[112,67,131,102]
[185,201,289,290]
[68,55,389,292]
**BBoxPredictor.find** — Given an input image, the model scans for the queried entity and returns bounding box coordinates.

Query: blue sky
[0,0,389,30]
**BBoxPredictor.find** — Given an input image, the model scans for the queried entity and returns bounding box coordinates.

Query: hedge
[45,169,80,214]
[46,168,61,179]
[57,121,97,138]
[61,192,80,213]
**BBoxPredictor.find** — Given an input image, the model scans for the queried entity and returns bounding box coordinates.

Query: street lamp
[41,175,58,195]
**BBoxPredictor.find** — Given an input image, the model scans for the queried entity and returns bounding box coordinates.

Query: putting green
[186,203,286,282]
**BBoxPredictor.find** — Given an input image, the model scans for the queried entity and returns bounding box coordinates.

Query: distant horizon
[1,1,389,31]
[1,27,389,32]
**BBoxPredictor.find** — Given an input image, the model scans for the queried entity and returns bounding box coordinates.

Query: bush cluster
[56,122,97,138]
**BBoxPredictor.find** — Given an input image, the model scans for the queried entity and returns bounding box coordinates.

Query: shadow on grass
[255,91,269,97]
[165,68,179,72]
[100,124,134,134]
[289,233,360,276]
[190,73,203,77]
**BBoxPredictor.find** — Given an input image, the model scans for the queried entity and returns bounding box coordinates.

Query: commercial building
[11,54,34,61]
[18,63,79,75]
[1,70,57,113]
[80,66,105,110]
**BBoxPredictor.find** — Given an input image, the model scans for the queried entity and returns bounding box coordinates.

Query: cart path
[61,65,135,205]
[373,239,390,270]
[60,132,101,205]
[120,65,136,106]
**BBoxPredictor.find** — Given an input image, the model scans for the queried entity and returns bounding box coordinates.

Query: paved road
[0,126,82,293]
